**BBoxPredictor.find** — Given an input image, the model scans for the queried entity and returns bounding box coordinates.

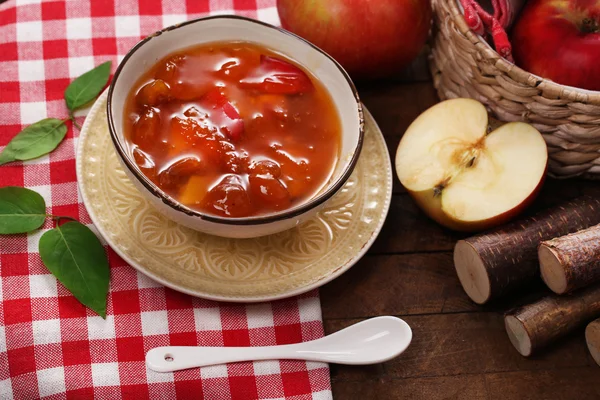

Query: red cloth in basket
[458,0,526,60]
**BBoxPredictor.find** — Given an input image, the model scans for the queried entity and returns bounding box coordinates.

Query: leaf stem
[52,215,78,227]
[69,112,82,130]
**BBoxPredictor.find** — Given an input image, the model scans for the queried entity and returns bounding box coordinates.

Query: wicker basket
[429,0,600,178]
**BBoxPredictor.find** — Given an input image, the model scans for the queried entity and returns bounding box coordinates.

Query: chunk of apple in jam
[155,55,212,101]
[169,116,223,168]
[248,173,291,210]
[183,106,209,120]
[157,156,205,189]
[179,175,215,205]
[202,175,253,217]
[132,148,157,182]
[221,141,249,173]
[136,79,171,106]
[170,116,217,144]
[247,160,290,209]
[216,46,261,81]
[133,107,161,152]
[248,160,282,177]
[271,149,311,199]
[280,170,310,199]
[240,55,313,95]
[155,55,184,84]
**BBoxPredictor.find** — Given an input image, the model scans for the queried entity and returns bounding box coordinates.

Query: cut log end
[586,319,600,367]
[505,315,532,357]
[454,240,491,304]
[539,224,600,294]
[453,196,600,303]
[506,286,600,356]
[538,245,568,294]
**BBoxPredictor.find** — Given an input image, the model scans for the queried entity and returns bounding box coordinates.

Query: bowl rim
[107,15,364,226]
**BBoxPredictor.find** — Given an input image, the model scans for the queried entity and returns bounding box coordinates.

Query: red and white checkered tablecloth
[0,1,332,398]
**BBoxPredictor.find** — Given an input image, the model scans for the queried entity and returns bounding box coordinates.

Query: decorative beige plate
[76,91,392,302]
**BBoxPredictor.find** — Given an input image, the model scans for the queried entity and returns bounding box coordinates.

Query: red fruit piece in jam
[202,175,253,217]
[169,116,223,168]
[170,116,216,144]
[248,173,291,209]
[158,156,204,189]
[200,87,244,142]
[277,155,311,199]
[133,148,157,181]
[155,55,212,101]
[164,156,205,176]
[133,107,161,152]
[240,55,313,95]
[221,142,249,173]
[216,47,261,81]
[183,106,208,120]
[155,55,184,85]
[136,79,171,106]
[248,160,281,177]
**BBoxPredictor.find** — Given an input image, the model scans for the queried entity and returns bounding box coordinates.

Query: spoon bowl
[146,316,412,372]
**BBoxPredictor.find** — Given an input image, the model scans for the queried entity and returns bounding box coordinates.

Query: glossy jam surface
[124,42,341,218]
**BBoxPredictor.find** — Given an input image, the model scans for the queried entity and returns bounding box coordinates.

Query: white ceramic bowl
[107,16,364,238]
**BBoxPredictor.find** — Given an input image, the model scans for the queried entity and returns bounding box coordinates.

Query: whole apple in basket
[512,0,600,91]
[277,0,432,79]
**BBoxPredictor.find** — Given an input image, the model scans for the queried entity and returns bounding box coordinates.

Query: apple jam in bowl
[107,16,363,238]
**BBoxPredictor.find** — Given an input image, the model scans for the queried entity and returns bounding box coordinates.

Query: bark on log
[585,318,600,367]
[539,224,600,294]
[504,284,600,356]
[454,196,600,304]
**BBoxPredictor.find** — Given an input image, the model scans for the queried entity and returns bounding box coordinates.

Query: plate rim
[76,90,393,303]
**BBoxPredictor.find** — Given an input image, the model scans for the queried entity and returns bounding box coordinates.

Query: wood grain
[320,253,477,319]
[359,81,439,196]
[331,375,488,400]
[320,80,600,399]
[485,368,600,400]
[369,195,463,254]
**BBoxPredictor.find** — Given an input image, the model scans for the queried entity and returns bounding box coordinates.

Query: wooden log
[539,224,600,294]
[504,285,600,356]
[453,196,600,304]
[585,318,600,367]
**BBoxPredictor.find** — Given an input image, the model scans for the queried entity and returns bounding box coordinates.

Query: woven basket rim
[445,0,600,103]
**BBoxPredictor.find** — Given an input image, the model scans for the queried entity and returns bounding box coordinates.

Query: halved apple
[395,98,548,232]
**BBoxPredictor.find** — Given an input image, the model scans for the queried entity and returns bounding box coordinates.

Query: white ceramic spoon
[146,316,412,372]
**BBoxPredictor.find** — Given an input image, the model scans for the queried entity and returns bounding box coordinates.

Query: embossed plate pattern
[76,91,392,302]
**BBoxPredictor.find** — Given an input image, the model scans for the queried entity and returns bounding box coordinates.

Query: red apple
[277,0,432,80]
[512,0,600,91]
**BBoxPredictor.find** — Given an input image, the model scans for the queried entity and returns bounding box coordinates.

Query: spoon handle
[146,344,307,372]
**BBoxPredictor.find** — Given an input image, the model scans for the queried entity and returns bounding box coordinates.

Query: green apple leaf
[64,61,112,112]
[0,186,47,234]
[0,118,67,165]
[39,221,110,318]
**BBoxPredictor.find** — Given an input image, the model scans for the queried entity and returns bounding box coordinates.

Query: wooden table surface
[319,79,600,399]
